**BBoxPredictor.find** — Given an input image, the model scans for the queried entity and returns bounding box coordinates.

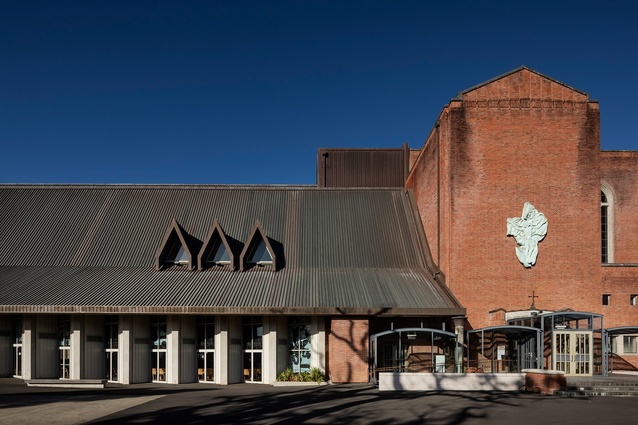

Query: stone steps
[555,381,638,397]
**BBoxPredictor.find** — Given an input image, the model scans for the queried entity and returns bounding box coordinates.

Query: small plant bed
[274,368,327,386]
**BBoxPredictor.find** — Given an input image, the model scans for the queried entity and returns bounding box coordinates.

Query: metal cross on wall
[529,291,538,310]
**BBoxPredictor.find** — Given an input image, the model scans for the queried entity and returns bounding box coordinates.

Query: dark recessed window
[631,295,638,306]
[601,191,609,263]
[166,238,189,265]
[624,336,637,354]
[206,239,230,265]
[247,239,273,265]
[602,294,611,306]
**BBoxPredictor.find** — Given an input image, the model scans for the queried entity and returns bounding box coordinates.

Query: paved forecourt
[2,378,638,424]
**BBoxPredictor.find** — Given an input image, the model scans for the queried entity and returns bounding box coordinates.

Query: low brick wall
[522,369,566,394]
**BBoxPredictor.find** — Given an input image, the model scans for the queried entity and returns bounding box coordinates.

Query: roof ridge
[0,184,407,192]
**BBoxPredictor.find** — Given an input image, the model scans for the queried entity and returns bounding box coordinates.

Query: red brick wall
[525,371,566,394]
[406,124,441,266]
[600,151,638,263]
[327,317,369,383]
[602,265,638,327]
[409,68,603,329]
[599,150,638,370]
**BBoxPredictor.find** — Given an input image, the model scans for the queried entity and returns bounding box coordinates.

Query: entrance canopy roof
[468,325,541,336]
[605,327,638,335]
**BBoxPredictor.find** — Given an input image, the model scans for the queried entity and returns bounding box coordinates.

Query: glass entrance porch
[370,328,459,382]
[509,311,606,376]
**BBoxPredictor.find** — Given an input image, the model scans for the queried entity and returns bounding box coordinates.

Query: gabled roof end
[454,65,589,100]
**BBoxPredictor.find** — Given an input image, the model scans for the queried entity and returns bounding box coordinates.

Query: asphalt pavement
[1,377,637,425]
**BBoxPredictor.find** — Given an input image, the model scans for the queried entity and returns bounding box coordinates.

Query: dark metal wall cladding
[317,149,407,188]
[0,185,465,314]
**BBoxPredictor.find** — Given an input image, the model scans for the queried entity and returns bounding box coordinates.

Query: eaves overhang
[0,304,466,317]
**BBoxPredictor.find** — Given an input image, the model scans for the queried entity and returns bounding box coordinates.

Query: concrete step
[568,381,638,388]
[26,379,107,389]
[567,386,638,392]
[556,389,638,397]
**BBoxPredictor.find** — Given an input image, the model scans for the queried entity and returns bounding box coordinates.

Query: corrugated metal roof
[0,185,464,315]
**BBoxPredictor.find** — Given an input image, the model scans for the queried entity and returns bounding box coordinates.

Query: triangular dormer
[155,219,195,270]
[240,220,276,271]
[198,220,235,270]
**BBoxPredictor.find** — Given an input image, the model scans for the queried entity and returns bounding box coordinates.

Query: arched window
[601,185,614,263]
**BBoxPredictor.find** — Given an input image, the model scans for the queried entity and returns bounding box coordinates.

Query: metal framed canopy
[467,325,543,373]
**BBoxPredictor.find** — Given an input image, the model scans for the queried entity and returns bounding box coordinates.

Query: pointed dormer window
[154,219,195,270]
[198,220,235,270]
[246,238,273,265]
[167,239,189,265]
[206,240,230,264]
[240,220,277,271]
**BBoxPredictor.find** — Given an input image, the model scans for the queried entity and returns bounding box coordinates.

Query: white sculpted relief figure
[506,202,548,268]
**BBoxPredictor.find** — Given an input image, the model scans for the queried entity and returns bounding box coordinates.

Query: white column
[167,315,180,384]
[311,316,326,372]
[22,315,35,380]
[70,316,83,379]
[262,316,278,384]
[216,315,229,385]
[119,315,132,384]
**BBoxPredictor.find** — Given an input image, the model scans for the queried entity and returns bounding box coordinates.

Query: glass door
[517,337,537,371]
[243,316,263,382]
[12,316,22,377]
[197,316,215,382]
[59,315,71,379]
[553,331,592,376]
[104,316,118,382]
[151,316,167,382]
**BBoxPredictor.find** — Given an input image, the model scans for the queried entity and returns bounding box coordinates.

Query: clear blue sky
[1,1,636,185]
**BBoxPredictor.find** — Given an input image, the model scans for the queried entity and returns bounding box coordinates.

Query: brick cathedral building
[1,66,636,385]
[319,66,638,374]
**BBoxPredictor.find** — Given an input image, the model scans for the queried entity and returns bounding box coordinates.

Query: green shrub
[276,367,326,383]
[277,368,295,382]
[308,367,326,383]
